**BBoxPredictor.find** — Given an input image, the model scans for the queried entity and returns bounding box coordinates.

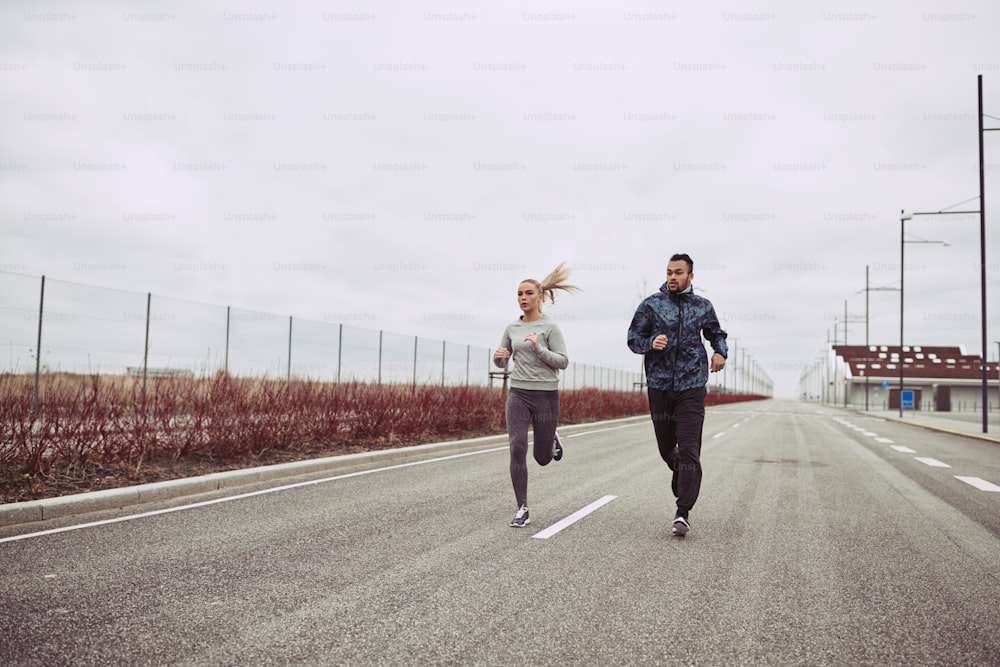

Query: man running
[627,253,728,536]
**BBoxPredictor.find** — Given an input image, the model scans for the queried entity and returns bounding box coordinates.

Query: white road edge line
[532,495,617,540]
[0,446,509,544]
[955,476,1000,492]
[3,422,651,544]
[914,457,951,468]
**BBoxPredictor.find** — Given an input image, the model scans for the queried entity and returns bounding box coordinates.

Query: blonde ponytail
[522,262,580,309]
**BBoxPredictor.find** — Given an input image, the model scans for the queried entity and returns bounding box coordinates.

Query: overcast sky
[2,1,999,397]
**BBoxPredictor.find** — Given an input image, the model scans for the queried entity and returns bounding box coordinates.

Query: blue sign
[901,390,915,409]
[882,380,889,390]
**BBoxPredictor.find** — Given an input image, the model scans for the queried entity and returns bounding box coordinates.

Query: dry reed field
[1,372,722,504]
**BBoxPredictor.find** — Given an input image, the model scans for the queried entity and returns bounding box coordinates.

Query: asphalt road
[1,399,998,666]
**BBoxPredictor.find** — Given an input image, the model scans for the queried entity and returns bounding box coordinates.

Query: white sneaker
[510,505,530,527]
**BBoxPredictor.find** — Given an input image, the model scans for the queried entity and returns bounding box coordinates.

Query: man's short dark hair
[669,253,694,272]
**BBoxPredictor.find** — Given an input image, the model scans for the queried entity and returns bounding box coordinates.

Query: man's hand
[651,334,668,351]
[710,352,726,373]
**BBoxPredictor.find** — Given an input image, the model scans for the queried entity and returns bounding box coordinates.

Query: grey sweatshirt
[494,315,568,390]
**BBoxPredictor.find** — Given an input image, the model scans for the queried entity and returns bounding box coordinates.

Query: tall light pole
[839,299,866,407]
[979,75,999,432]
[900,75,996,431]
[898,212,912,418]
[899,204,1000,422]
[858,265,900,411]
[899,212,949,418]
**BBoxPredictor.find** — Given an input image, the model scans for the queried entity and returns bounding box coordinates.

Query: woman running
[493,262,579,527]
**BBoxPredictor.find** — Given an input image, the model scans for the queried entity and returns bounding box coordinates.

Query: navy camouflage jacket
[627,284,728,392]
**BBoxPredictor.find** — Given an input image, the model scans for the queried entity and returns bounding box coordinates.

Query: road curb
[853,410,1000,444]
[0,416,648,527]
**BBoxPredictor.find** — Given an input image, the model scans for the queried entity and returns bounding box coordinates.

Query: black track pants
[647,386,706,516]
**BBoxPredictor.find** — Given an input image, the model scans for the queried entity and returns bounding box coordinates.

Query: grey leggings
[506,387,560,508]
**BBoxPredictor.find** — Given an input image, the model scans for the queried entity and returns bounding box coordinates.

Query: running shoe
[553,431,564,461]
[671,515,690,536]
[510,505,530,527]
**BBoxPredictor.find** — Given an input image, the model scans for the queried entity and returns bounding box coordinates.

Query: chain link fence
[1,271,641,391]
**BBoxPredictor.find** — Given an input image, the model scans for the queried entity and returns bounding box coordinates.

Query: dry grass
[1,373,682,503]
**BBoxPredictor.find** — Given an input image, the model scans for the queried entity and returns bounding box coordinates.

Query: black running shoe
[671,515,690,536]
[510,505,530,527]
[553,431,564,462]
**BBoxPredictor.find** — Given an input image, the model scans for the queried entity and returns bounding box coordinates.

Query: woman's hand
[494,347,511,361]
[524,332,539,350]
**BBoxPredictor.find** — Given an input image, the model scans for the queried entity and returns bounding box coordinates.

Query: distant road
[2,400,998,665]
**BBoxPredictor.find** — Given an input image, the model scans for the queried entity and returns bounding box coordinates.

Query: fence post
[32,275,45,412]
[412,335,418,389]
[224,305,231,376]
[142,292,151,402]
[378,330,383,385]
[466,344,470,386]
[287,315,293,383]
[337,323,343,384]
[441,340,446,386]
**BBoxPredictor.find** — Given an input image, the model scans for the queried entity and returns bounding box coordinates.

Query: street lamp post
[899,75,997,431]
[865,268,870,410]
[903,206,983,421]
[899,212,950,418]
[858,265,900,411]
[899,212,906,418]
[840,299,865,408]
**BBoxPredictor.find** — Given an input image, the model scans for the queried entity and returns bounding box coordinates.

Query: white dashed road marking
[836,417,1000,494]
[532,495,617,540]
[954,476,1000,492]
[914,457,951,468]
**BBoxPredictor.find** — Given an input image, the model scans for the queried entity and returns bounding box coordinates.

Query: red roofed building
[824,345,999,411]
